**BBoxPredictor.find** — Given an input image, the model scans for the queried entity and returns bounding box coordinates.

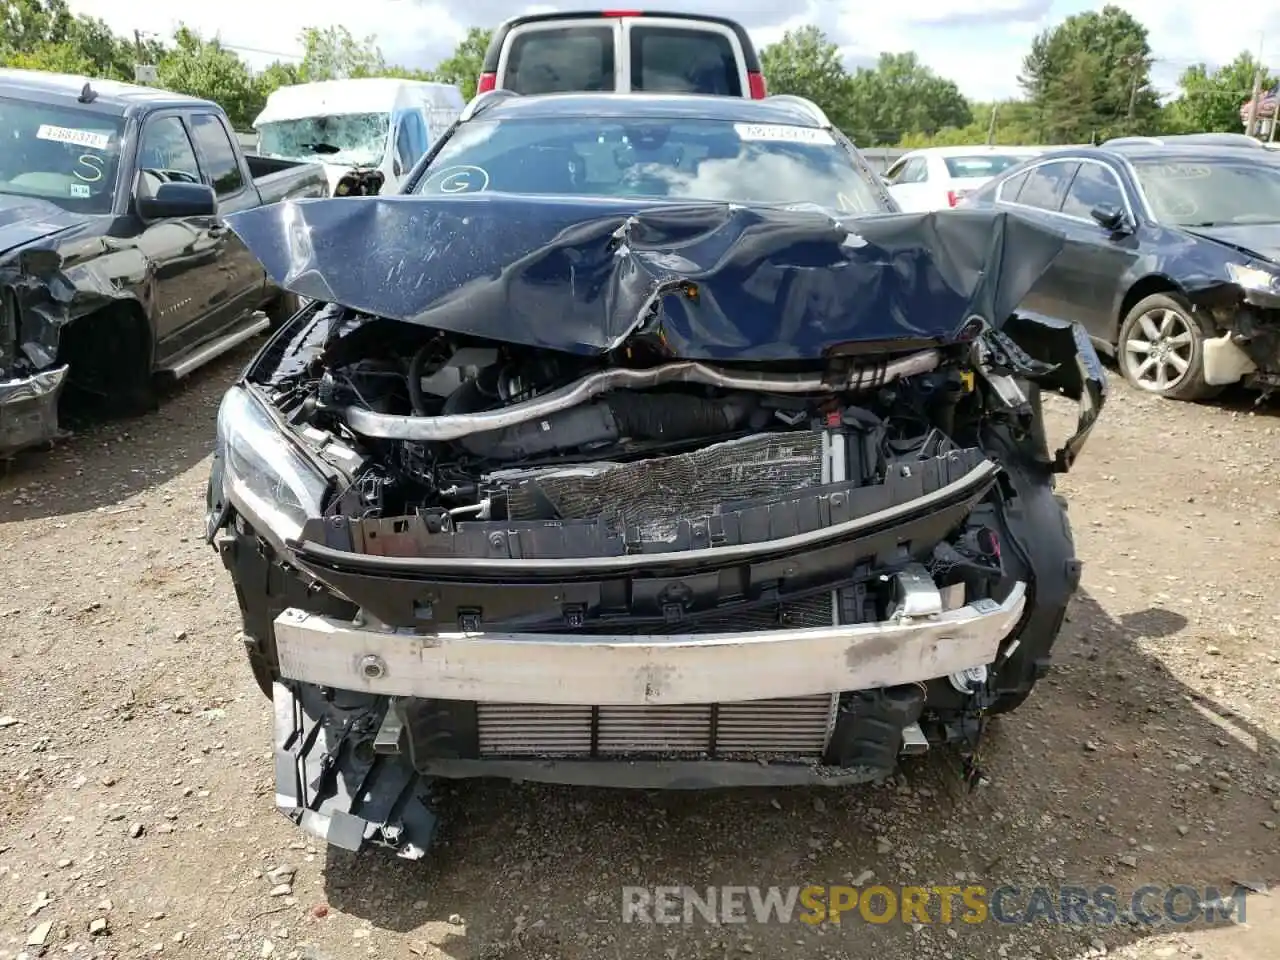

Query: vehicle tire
[59,307,157,419]
[1116,293,1223,401]
[265,291,302,330]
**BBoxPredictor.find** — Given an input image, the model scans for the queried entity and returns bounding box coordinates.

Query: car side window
[996,170,1030,203]
[1015,161,1080,213]
[899,157,928,184]
[189,113,245,196]
[395,111,429,170]
[138,116,201,185]
[1060,162,1126,220]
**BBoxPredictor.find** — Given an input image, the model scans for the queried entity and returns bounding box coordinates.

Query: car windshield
[256,113,390,167]
[413,116,889,213]
[1133,158,1280,226]
[943,154,1031,179]
[0,96,124,214]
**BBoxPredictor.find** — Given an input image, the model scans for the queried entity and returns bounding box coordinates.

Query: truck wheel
[265,292,302,330]
[1117,293,1223,401]
[59,306,156,419]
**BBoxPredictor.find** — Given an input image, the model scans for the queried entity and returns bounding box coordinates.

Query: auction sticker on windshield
[734,124,835,145]
[36,124,112,151]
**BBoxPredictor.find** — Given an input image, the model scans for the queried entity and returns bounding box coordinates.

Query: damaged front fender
[1,215,155,457]
[981,313,1107,472]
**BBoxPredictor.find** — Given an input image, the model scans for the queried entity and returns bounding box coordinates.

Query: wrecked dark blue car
[204,92,1106,860]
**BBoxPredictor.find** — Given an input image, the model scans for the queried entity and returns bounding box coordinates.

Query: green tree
[297,26,385,82]
[1018,4,1159,143]
[759,27,855,132]
[0,0,74,54]
[2,40,90,74]
[429,27,492,100]
[254,59,301,100]
[157,26,261,129]
[898,99,1041,147]
[0,0,140,79]
[1165,53,1277,133]
[848,52,972,145]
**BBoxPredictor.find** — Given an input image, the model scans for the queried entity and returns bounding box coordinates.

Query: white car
[883,146,1043,212]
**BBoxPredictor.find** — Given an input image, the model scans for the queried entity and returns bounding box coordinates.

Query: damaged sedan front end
[207,194,1105,859]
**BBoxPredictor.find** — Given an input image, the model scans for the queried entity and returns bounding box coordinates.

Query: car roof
[1030,143,1280,165]
[473,92,826,126]
[0,68,217,115]
[905,145,1043,158]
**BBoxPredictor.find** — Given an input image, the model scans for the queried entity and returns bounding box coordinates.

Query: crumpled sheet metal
[225,195,1070,360]
[0,363,68,404]
[1000,313,1108,473]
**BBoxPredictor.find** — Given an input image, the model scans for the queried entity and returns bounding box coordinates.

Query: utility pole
[132,30,158,84]
[1245,32,1265,136]
[986,103,998,145]
[1126,54,1140,133]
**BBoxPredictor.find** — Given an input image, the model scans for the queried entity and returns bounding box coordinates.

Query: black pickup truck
[0,68,330,458]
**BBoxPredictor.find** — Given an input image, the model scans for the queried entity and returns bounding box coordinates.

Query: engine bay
[257,304,1015,528]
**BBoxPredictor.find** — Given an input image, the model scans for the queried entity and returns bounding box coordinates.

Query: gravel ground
[1,350,1278,960]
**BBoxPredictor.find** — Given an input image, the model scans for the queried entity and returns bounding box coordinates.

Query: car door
[498,19,621,93]
[391,109,429,189]
[184,112,265,344]
[885,156,930,211]
[1048,159,1142,340]
[997,158,1081,321]
[622,17,748,95]
[131,111,218,359]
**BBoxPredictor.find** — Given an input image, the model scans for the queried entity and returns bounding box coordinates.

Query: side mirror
[1090,204,1126,231]
[137,181,217,220]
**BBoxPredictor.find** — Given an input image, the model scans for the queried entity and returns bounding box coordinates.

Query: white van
[253,78,464,195]
[478,11,767,98]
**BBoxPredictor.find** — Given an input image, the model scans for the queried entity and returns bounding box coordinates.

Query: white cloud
[1106,0,1280,96]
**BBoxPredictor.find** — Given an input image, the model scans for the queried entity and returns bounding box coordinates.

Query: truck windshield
[0,97,124,214]
[256,113,390,167]
[414,116,889,214]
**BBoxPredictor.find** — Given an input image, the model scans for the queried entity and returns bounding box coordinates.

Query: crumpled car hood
[226,195,1068,360]
[0,194,88,259]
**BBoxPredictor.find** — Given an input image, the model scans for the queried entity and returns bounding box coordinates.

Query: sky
[66,0,1280,103]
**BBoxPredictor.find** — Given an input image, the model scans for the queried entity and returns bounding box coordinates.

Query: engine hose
[407,343,434,415]
[455,390,756,460]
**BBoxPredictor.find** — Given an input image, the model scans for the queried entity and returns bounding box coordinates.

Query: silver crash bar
[273,579,1026,707]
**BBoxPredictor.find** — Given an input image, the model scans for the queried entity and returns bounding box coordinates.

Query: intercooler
[476,696,839,757]
[482,429,845,759]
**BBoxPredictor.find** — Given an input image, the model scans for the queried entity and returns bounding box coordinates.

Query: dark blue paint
[226,194,1069,361]
[966,145,1280,344]
[0,194,92,258]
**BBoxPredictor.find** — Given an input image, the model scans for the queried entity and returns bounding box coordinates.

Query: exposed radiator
[479,428,841,760]
[476,695,839,758]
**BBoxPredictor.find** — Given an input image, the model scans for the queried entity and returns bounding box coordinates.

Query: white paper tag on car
[69,183,91,198]
[36,124,112,151]
[734,123,834,145]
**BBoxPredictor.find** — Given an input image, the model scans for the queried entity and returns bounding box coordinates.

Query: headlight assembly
[214,386,329,543]
[1225,261,1280,295]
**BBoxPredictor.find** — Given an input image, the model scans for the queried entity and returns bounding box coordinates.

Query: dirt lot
[1,351,1278,960]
